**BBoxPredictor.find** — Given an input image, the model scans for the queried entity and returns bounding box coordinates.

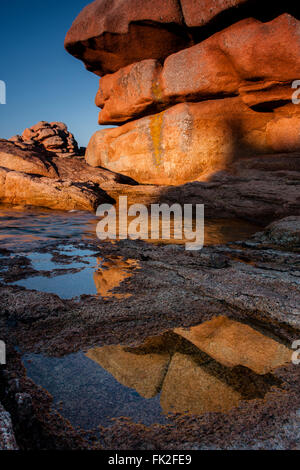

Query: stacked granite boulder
[65,0,300,184]
[0,120,134,211]
[10,121,80,157]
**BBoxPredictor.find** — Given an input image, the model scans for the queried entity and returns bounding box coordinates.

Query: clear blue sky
[0,0,106,147]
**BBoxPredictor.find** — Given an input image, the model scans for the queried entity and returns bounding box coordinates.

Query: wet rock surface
[1,0,300,448]
[0,216,299,449]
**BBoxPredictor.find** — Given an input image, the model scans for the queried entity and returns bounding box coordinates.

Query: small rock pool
[21,318,290,430]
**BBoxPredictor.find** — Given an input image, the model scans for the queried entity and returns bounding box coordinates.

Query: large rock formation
[86,98,275,184]
[10,121,80,157]
[64,0,191,76]
[95,15,300,124]
[0,166,105,212]
[0,123,136,211]
[0,139,58,178]
[66,0,300,185]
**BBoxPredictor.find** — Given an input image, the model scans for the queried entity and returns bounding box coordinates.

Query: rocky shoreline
[0,217,299,449]
[1,0,300,451]
[1,132,300,223]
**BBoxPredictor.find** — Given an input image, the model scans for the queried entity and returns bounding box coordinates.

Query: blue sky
[0,0,106,147]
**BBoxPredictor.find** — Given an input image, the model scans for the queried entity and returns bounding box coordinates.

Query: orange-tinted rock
[180,0,248,27]
[86,98,274,184]
[0,167,106,211]
[238,82,293,110]
[65,0,191,76]
[66,0,280,76]
[51,154,137,186]
[164,15,300,102]
[0,140,57,178]
[96,59,163,124]
[174,316,291,375]
[20,121,79,157]
[217,15,300,84]
[266,115,300,153]
[96,15,300,124]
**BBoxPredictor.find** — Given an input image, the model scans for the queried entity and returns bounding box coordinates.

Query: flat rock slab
[0,167,110,212]
[0,139,58,178]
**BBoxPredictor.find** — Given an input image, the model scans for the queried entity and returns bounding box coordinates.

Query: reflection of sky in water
[22,352,166,429]
[1,204,260,298]
[14,269,99,299]
[12,251,138,300]
[22,320,288,430]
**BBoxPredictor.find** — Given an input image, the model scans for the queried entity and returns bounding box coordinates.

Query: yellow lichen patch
[149,112,164,167]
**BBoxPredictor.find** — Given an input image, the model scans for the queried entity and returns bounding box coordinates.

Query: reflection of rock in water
[86,317,289,416]
[93,256,139,298]
[160,352,242,414]
[174,316,291,375]
[86,343,170,399]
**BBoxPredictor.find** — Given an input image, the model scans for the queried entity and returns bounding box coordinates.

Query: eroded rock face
[10,121,80,157]
[64,0,263,76]
[64,0,190,76]
[96,15,300,125]
[66,1,300,185]
[254,216,300,247]
[95,59,163,124]
[0,130,136,211]
[86,98,276,184]
[0,139,58,178]
[0,167,108,211]
[179,0,249,27]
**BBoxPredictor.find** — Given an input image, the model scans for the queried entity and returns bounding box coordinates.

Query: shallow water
[22,318,288,430]
[3,206,283,430]
[9,251,139,299]
[0,204,261,250]
[0,204,261,299]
